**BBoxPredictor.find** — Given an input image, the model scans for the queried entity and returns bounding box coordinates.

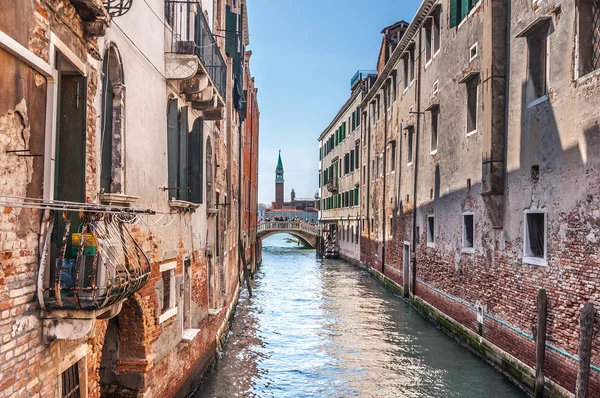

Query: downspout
[381,85,388,275]
[411,30,423,298]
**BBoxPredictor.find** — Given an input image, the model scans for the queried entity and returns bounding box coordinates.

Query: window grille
[162,271,171,313]
[592,0,600,70]
[61,362,80,398]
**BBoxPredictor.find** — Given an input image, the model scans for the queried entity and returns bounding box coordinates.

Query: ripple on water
[193,234,527,398]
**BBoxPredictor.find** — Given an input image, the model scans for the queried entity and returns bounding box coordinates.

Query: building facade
[317,73,374,260]
[0,0,259,396]
[359,0,600,396]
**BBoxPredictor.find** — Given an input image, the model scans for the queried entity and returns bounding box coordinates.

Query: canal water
[194,234,527,397]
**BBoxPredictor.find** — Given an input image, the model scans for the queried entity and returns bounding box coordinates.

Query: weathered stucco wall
[359,1,600,395]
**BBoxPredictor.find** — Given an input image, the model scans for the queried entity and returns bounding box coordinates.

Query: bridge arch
[257,221,319,248]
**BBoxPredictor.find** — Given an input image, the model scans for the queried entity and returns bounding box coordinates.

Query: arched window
[206,136,214,208]
[100,44,125,194]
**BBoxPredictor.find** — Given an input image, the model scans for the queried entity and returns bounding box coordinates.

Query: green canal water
[193,234,527,397]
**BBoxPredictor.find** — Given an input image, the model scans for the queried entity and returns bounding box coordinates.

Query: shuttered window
[189,118,204,204]
[225,5,238,57]
[450,0,478,28]
[167,99,179,200]
[178,107,189,202]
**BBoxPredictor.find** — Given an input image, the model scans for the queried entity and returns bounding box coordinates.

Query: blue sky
[247,0,421,205]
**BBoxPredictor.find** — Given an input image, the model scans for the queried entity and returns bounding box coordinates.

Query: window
[167,101,193,202]
[409,47,415,83]
[427,215,435,248]
[355,143,360,169]
[390,142,396,172]
[403,55,410,89]
[466,78,478,134]
[391,73,397,102]
[372,158,376,181]
[424,19,433,63]
[354,187,359,206]
[379,154,383,177]
[159,260,177,322]
[370,101,376,126]
[462,213,474,252]
[526,24,549,103]
[578,0,600,77]
[430,107,439,152]
[524,211,547,265]
[61,361,81,398]
[449,0,479,28]
[433,10,441,54]
[407,126,414,164]
[470,42,478,62]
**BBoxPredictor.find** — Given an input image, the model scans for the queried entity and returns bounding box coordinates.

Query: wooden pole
[576,302,596,398]
[534,288,547,398]
[238,240,252,298]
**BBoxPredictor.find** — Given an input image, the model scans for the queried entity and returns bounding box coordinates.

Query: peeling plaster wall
[360,1,600,395]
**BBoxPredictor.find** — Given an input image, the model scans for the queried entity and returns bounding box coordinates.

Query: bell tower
[275,150,284,209]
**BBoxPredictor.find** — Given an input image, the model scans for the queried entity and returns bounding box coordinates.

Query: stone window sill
[99,193,139,206]
[523,256,547,267]
[208,308,222,316]
[182,328,200,341]
[159,306,177,323]
[169,200,200,211]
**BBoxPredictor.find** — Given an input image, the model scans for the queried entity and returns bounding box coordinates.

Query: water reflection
[194,234,526,398]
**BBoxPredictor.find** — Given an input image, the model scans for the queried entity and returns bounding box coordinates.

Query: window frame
[523,210,548,266]
[525,23,550,107]
[430,107,439,154]
[576,0,600,79]
[462,212,475,253]
[159,260,178,323]
[427,214,435,248]
[406,126,414,165]
[466,77,479,136]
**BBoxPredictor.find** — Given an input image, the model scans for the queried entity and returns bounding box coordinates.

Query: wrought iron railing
[165,0,227,101]
[103,0,133,17]
[38,208,151,311]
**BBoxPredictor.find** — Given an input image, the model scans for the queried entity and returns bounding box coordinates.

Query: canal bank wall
[339,253,573,398]
[173,283,242,398]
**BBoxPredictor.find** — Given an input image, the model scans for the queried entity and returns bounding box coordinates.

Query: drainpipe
[381,85,388,275]
[411,29,423,298]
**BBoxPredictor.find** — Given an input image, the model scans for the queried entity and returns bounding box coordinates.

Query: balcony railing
[166,0,227,102]
[37,207,152,312]
[326,178,339,194]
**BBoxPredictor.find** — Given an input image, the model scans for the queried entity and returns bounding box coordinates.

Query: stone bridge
[257,221,319,248]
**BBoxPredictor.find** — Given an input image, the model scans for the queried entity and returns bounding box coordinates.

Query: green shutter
[225,6,237,58]
[189,117,204,204]
[449,0,458,28]
[357,107,361,125]
[460,0,469,22]
[178,106,189,201]
[167,99,179,198]
[354,187,359,206]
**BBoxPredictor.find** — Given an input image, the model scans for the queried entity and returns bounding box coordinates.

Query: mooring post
[535,288,547,398]
[576,302,596,398]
